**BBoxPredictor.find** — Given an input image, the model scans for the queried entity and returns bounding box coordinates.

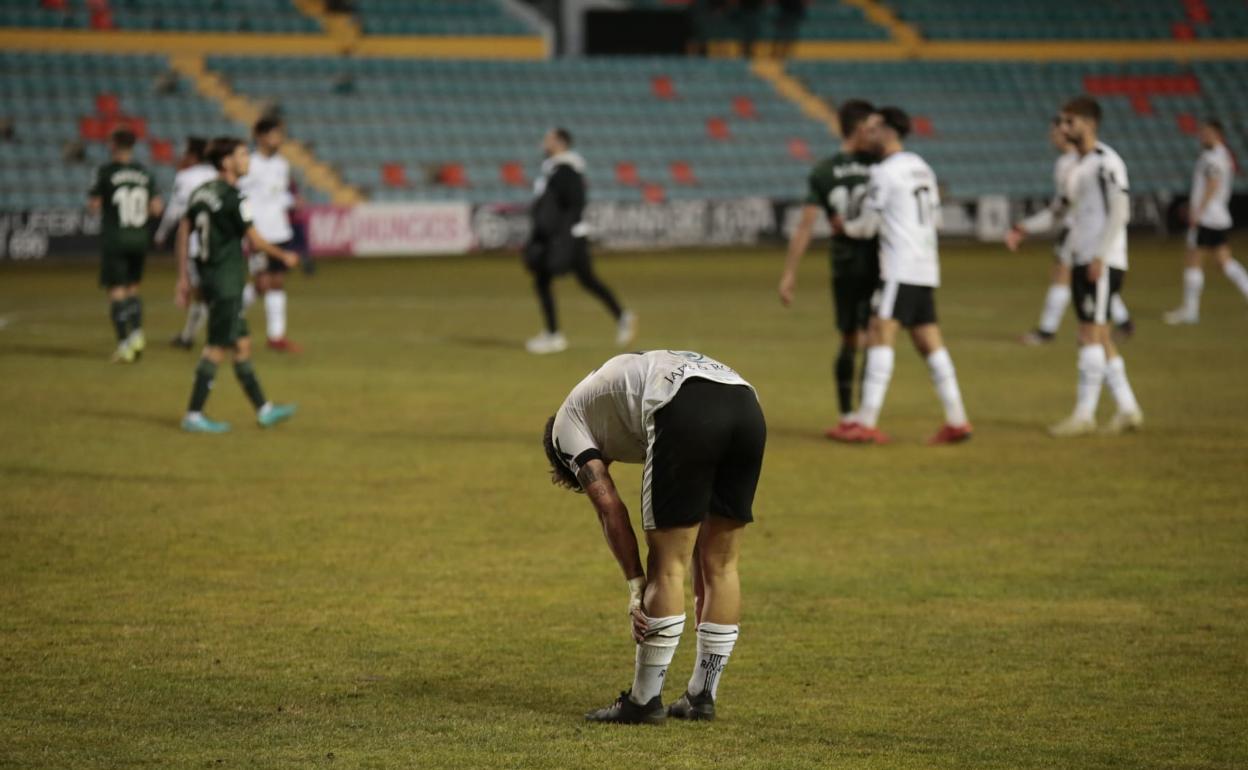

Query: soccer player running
[523,128,636,355]
[1045,97,1143,437]
[175,138,298,434]
[1010,117,1134,343]
[833,106,972,445]
[88,127,163,363]
[778,99,880,436]
[1164,118,1248,324]
[239,117,301,353]
[156,136,217,349]
[544,350,765,723]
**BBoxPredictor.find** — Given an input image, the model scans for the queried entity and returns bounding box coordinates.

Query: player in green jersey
[778,100,881,436]
[88,127,163,363]
[175,137,298,434]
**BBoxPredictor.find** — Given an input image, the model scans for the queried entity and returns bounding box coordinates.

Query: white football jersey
[238,150,294,243]
[159,163,217,259]
[1191,143,1234,230]
[1054,150,1078,230]
[1065,141,1130,270]
[551,351,755,477]
[863,150,941,287]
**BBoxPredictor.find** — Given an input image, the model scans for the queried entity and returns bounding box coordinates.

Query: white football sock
[1105,356,1140,416]
[1222,258,1248,301]
[181,301,207,340]
[242,282,257,311]
[1182,267,1204,317]
[688,622,738,700]
[631,613,684,705]
[1074,344,1106,421]
[1109,294,1130,326]
[926,348,968,427]
[1037,283,1070,335]
[857,346,894,428]
[264,289,287,340]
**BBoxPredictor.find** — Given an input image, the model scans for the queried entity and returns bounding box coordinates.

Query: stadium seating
[208,55,834,204]
[0,0,320,33]
[786,59,1248,199]
[884,0,1248,40]
[0,51,243,209]
[353,0,537,36]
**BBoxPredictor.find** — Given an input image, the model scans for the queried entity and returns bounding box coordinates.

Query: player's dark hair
[254,116,283,137]
[1062,95,1102,124]
[1204,118,1225,136]
[837,99,875,138]
[878,106,911,139]
[552,127,573,148]
[544,415,583,493]
[207,136,243,170]
[186,136,208,161]
[110,127,136,149]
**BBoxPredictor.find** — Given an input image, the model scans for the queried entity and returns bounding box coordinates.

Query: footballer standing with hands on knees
[543,350,766,724]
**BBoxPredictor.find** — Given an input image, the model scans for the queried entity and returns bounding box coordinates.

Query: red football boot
[841,423,891,445]
[927,423,973,446]
[267,337,303,353]
[824,420,860,442]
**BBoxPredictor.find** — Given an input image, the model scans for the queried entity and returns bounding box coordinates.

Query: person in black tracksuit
[523,127,636,355]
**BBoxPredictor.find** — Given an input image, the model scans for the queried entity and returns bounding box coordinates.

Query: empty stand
[1,0,320,33]
[354,0,536,37]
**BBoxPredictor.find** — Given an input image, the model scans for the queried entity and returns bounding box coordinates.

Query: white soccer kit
[552,351,756,528]
[1065,142,1130,270]
[155,163,217,283]
[862,150,941,287]
[1054,150,1078,263]
[238,150,294,245]
[1191,143,1234,230]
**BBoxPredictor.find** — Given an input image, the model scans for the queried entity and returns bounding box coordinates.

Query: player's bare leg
[910,324,972,444]
[669,517,744,721]
[1023,262,1071,345]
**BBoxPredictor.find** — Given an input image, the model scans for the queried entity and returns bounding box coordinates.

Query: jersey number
[829,183,867,221]
[912,185,934,226]
[194,211,210,262]
[112,187,149,228]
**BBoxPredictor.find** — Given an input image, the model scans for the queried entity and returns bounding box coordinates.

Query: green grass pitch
[1,240,1245,768]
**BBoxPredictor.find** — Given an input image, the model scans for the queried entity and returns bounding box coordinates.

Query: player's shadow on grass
[75,406,179,431]
[0,341,100,360]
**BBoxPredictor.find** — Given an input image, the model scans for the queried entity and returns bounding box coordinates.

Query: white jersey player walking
[1164,118,1248,324]
[156,137,217,349]
[1046,97,1143,437]
[833,106,972,446]
[544,350,766,724]
[1009,117,1134,344]
[239,117,301,352]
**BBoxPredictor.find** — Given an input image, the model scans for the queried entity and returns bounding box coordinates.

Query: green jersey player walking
[778,100,880,436]
[88,127,163,363]
[175,137,298,433]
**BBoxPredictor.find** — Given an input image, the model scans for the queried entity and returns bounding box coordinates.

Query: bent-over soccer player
[544,350,766,724]
[175,137,299,433]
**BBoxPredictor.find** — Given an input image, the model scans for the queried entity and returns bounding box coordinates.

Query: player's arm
[1090,172,1130,281]
[1007,195,1067,251]
[154,189,183,247]
[778,204,818,307]
[576,458,646,607]
[840,174,884,239]
[245,225,298,268]
[174,217,192,308]
[148,193,164,221]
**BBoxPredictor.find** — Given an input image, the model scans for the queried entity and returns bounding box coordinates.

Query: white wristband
[626,576,646,613]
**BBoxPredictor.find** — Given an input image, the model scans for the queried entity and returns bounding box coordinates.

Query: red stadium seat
[615,162,640,186]
[787,138,811,161]
[150,138,174,165]
[437,162,468,187]
[1172,21,1195,40]
[669,161,696,185]
[89,9,114,29]
[1130,94,1154,115]
[1177,113,1199,135]
[912,116,934,137]
[95,93,120,118]
[651,75,676,100]
[706,117,730,141]
[381,162,407,188]
[41,0,69,10]
[732,96,757,120]
[79,116,107,141]
[642,183,665,203]
[500,161,526,187]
